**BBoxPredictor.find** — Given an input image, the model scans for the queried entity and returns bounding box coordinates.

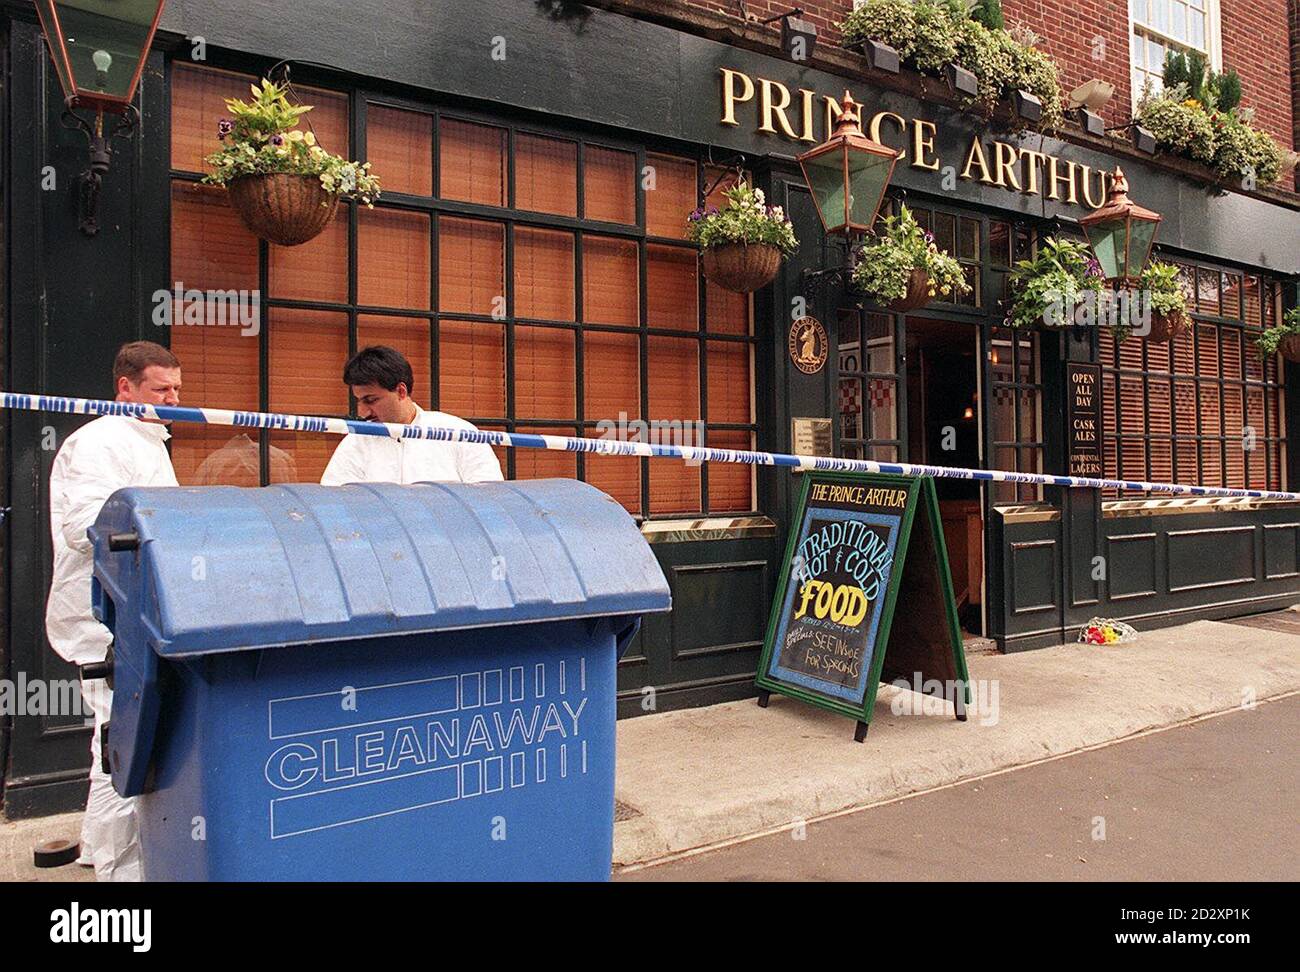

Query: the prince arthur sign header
[718,67,1114,211]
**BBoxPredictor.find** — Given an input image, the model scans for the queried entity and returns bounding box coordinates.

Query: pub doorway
[904,316,985,636]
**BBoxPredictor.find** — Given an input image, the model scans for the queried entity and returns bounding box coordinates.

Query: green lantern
[797,90,900,237]
[1079,167,1163,286]
[34,0,167,112]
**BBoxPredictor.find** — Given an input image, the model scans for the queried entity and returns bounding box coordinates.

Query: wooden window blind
[366,105,433,197]
[647,335,701,513]
[582,329,641,514]
[514,325,576,421]
[269,216,348,304]
[171,181,258,290]
[583,330,639,422]
[268,308,350,484]
[706,429,754,512]
[513,426,579,481]
[438,216,504,316]
[705,281,750,335]
[582,236,638,326]
[516,134,577,217]
[514,227,575,322]
[357,208,431,309]
[176,73,349,173]
[171,64,256,173]
[169,179,260,485]
[646,244,698,329]
[645,153,695,240]
[583,145,635,224]
[706,341,750,426]
[438,320,505,418]
[439,118,506,206]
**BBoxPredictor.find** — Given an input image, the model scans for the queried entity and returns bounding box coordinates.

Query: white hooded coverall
[45,414,178,881]
[320,403,504,485]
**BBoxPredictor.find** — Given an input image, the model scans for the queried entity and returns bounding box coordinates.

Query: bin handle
[614,617,642,658]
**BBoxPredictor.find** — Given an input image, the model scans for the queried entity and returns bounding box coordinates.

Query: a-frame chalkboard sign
[755,472,971,742]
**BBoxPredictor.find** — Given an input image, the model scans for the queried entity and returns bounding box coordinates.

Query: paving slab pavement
[0,812,92,883]
[2,616,1294,881]
[612,618,1299,868]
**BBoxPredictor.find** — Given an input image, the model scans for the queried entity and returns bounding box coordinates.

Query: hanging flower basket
[1144,308,1191,343]
[687,180,797,294]
[888,268,935,312]
[1136,260,1192,344]
[202,78,379,248]
[852,205,969,313]
[1253,308,1300,362]
[700,242,784,294]
[1004,237,1104,330]
[227,173,340,247]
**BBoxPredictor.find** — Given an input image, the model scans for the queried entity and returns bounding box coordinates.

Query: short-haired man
[321,345,503,485]
[46,341,182,882]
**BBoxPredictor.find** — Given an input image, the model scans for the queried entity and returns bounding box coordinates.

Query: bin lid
[90,479,670,658]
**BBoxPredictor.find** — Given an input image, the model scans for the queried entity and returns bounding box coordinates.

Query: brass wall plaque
[791,417,832,457]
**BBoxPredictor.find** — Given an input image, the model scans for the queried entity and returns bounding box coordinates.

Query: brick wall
[1000,1,1132,131]
[1289,0,1300,170]
[669,0,1296,149]
[685,0,850,44]
[1220,0,1294,149]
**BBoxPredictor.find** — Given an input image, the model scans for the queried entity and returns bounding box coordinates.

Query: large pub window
[167,63,757,518]
[1098,262,1286,493]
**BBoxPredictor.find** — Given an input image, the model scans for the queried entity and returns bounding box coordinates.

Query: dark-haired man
[46,340,182,882]
[321,345,503,485]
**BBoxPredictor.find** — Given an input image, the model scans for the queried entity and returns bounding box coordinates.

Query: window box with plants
[687,180,798,293]
[851,204,970,312]
[1135,52,1288,190]
[1256,307,1300,364]
[838,0,1065,131]
[204,79,381,246]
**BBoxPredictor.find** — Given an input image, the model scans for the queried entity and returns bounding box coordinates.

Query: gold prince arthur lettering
[810,483,908,508]
[719,67,1112,211]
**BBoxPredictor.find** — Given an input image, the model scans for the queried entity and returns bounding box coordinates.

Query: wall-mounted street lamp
[1079,167,1162,285]
[797,90,899,237]
[34,0,168,236]
[796,90,900,300]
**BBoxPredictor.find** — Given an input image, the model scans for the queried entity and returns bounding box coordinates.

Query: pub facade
[2,0,1297,817]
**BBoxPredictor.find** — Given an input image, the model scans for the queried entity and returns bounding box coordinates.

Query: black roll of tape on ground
[33,838,80,868]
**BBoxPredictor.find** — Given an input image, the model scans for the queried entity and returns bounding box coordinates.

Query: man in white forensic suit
[321,345,503,485]
[45,341,182,882]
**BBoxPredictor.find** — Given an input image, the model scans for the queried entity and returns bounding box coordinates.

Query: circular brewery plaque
[788,316,828,375]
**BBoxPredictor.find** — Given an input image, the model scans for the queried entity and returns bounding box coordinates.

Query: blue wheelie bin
[85,479,670,881]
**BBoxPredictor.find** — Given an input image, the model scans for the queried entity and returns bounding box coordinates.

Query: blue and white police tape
[4,389,1298,501]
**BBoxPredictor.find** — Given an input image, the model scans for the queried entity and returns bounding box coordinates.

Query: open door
[904,316,985,636]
